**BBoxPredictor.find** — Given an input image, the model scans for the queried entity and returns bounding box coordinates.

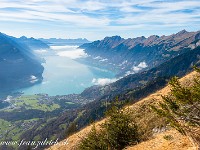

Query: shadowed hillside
[0,33,44,93]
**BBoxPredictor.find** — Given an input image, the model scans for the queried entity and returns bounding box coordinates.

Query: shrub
[163,135,173,140]
[79,102,140,150]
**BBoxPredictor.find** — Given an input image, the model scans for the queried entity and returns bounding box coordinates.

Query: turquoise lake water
[20,45,115,96]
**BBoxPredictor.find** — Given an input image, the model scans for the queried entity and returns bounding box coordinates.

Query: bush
[79,102,140,150]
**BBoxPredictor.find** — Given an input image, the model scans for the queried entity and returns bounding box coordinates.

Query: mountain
[39,38,90,46]
[19,44,200,149]
[16,36,50,50]
[1,30,199,150]
[80,30,200,76]
[81,46,200,100]
[0,33,44,93]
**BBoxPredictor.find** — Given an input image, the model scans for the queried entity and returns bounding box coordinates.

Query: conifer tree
[151,67,200,144]
[79,100,140,150]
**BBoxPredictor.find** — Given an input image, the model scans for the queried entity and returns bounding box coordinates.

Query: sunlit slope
[48,71,198,150]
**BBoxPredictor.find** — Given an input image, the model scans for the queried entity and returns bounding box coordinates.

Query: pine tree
[79,125,108,150]
[79,100,140,150]
[151,67,200,144]
[101,105,139,150]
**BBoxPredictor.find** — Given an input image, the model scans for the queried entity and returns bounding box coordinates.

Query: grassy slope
[127,129,196,150]
[48,71,199,150]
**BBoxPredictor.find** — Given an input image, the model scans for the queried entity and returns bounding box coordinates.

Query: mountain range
[39,38,90,46]
[15,30,200,149]
[0,30,199,150]
[16,36,50,50]
[80,30,200,76]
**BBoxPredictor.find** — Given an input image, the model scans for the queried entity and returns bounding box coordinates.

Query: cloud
[92,78,117,86]
[99,58,108,62]
[138,62,148,68]
[116,1,200,26]
[51,45,88,59]
[57,49,88,59]
[133,61,148,72]
[126,61,148,76]
[1,0,200,26]
[30,75,38,83]
[0,0,200,39]
[34,50,48,53]
[30,75,37,80]
[50,45,79,50]
[93,56,102,60]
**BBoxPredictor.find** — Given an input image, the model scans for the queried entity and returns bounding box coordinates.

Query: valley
[0,30,199,150]
[19,46,116,96]
[0,93,91,147]
[1,1,200,149]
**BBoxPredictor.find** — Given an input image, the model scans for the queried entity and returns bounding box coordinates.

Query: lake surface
[19,45,115,96]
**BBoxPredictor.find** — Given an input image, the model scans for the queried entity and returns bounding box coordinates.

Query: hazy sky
[0,0,200,40]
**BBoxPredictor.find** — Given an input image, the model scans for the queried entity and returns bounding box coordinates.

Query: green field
[0,119,11,131]
[0,94,81,147]
[8,95,60,112]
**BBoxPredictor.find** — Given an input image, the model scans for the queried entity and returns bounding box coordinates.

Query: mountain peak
[176,29,188,35]
[104,35,122,41]
[19,36,28,40]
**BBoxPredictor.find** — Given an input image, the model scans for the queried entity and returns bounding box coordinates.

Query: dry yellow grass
[47,71,199,150]
[126,129,196,150]
[48,119,105,150]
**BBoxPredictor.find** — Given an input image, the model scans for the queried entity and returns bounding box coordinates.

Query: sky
[0,0,200,41]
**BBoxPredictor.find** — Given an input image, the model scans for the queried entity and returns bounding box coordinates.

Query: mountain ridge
[39,38,90,46]
[17,36,50,50]
[81,46,200,99]
[80,30,200,76]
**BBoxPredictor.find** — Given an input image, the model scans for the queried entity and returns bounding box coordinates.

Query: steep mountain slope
[0,33,44,93]
[20,45,200,148]
[127,129,196,150]
[80,30,200,76]
[48,71,198,150]
[81,46,200,99]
